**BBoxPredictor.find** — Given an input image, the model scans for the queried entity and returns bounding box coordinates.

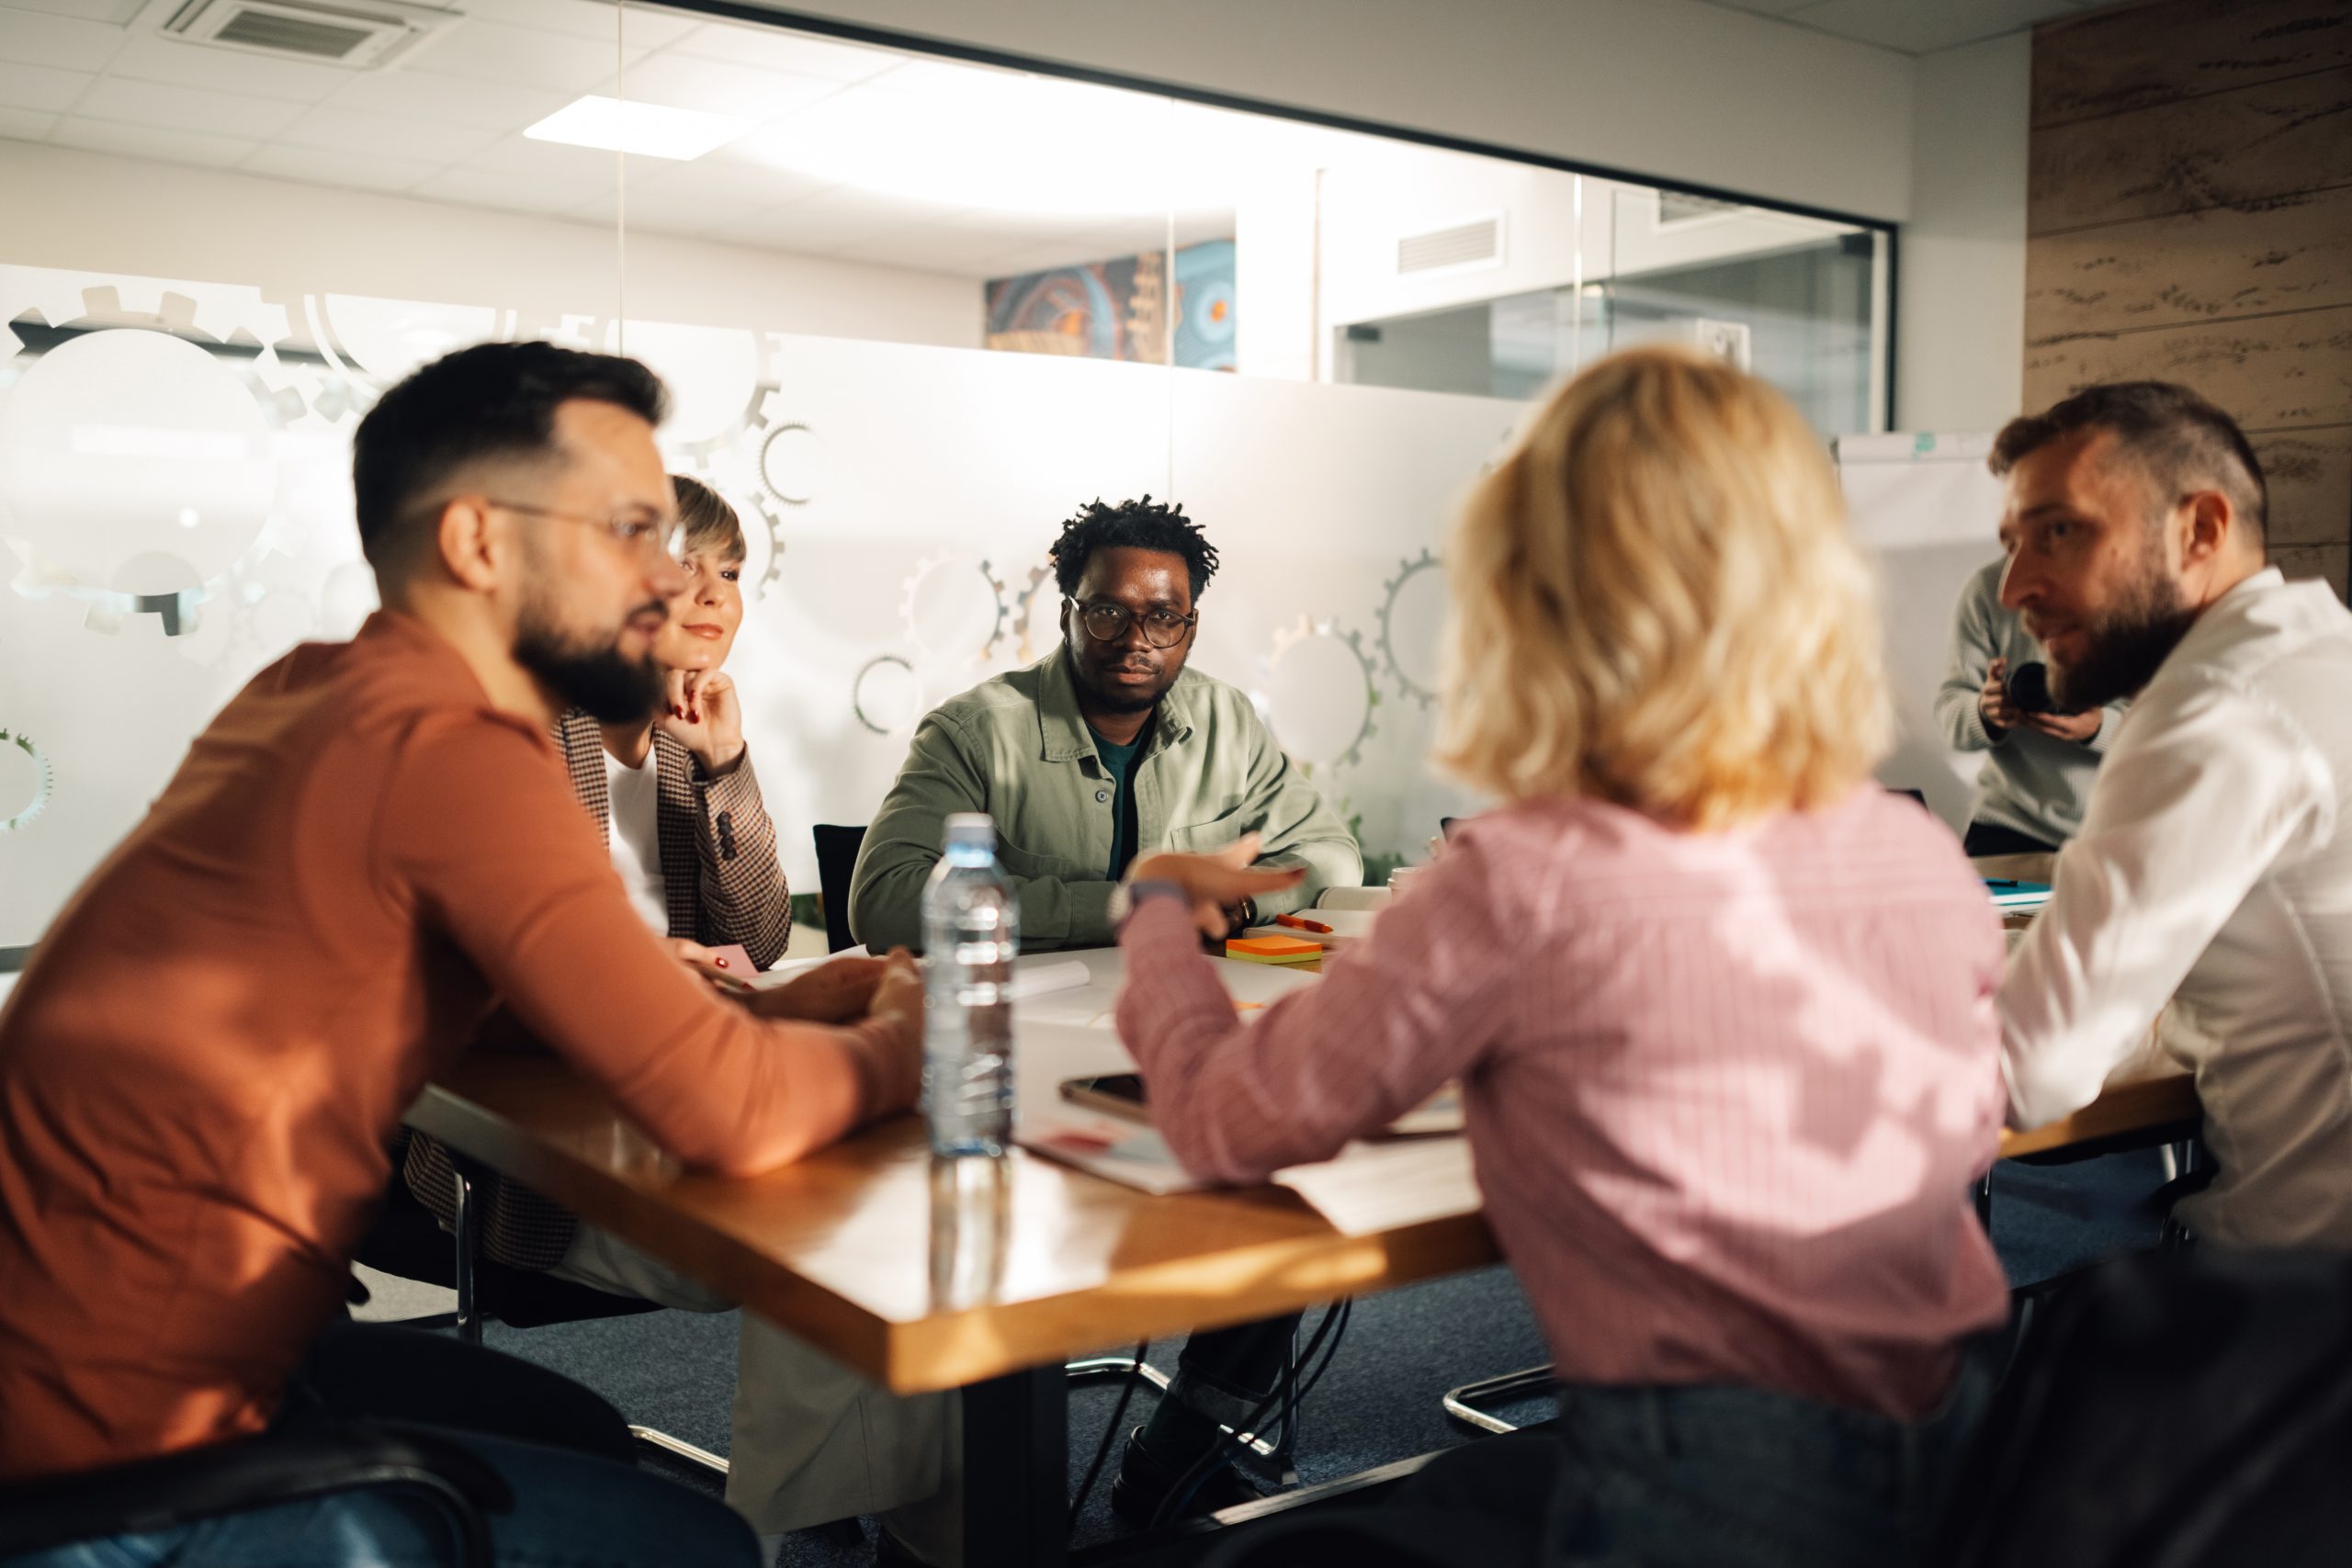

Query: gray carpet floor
[471,1147,2168,1566]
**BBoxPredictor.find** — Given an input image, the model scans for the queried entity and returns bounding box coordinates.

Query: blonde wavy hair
[1436,345,1889,830]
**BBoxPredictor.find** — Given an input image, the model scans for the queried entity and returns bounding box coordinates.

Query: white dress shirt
[2001,568,2352,1246]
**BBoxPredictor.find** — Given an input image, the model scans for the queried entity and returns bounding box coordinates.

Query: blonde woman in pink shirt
[1113,345,2010,1567]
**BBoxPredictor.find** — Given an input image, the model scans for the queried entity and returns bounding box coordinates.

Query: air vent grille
[158,0,453,70]
[213,8,378,56]
[1396,216,1501,276]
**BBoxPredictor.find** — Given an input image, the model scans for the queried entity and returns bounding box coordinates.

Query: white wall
[0,141,982,350]
[1896,32,2030,434]
[753,0,1917,223]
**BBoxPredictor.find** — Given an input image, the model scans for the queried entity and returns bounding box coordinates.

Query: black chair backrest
[0,1419,506,1563]
[1936,1247,2352,1568]
[811,824,868,953]
[354,1164,659,1331]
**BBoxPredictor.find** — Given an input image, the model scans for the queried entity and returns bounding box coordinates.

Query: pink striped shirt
[1117,789,2011,1419]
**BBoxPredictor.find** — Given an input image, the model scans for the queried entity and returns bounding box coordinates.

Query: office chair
[354,1156,729,1478]
[0,1420,507,1566]
[811,823,867,952]
[1445,1129,2210,1438]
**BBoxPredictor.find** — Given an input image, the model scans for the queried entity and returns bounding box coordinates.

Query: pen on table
[1272,912,1334,933]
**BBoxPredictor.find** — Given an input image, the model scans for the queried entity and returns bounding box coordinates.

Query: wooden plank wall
[2025,0,2352,595]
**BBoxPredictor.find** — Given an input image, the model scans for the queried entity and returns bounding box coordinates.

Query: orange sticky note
[1227,934,1319,957]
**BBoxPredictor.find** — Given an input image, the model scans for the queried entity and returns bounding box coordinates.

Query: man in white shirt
[1995,380,2352,1247]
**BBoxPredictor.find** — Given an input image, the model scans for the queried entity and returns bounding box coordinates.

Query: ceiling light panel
[525,94,751,160]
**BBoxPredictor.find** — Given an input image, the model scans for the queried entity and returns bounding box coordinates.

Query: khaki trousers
[553,1225,962,1562]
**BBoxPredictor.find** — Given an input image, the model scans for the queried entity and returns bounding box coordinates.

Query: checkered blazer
[404,710,792,1269]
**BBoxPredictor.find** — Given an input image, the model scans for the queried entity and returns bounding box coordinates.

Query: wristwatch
[1107,878,1186,934]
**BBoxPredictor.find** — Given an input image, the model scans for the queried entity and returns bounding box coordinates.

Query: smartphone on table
[1058,1072,1151,1123]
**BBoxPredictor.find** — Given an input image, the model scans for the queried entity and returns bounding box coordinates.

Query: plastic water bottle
[922,813,1019,1157]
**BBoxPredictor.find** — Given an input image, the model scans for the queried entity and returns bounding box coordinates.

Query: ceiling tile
[0,58,91,113]
[74,73,300,137]
[50,112,257,165]
[241,141,440,193]
[412,163,608,217]
[1779,0,2084,52]
[458,0,697,48]
[404,19,645,95]
[613,53,841,121]
[280,103,494,163]
[0,0,143,21]
[322,67,569,132]
[663,22,902,82]
[460,128,619,185]
[0,104,58,140]
[0,11,124,73]
[106,33,350,102]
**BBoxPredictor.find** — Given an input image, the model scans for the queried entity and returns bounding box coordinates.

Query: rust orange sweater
[0,611,906,1480]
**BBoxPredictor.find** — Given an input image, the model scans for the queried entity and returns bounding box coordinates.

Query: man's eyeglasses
[487,499,684,561]
[1069,600,1197,649]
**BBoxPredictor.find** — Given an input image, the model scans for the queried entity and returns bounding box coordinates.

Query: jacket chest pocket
[993,837,1094,881]
[1167,799,1261,852]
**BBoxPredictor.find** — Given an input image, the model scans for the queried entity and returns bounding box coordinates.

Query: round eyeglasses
[1071,600,1197,649]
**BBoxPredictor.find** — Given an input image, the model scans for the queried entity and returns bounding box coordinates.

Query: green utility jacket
[849,647,1363,952]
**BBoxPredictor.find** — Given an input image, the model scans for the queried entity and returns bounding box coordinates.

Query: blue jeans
[6,1426,758,1568]
[1520,1368,1993,1567]
[1210,1349,1996,1568]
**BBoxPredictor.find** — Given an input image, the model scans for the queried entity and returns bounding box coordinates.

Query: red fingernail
[715,957,729,968]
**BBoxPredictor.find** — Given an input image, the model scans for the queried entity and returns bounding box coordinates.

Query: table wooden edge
[405,1083,1501,1394]
[1997,1073,2199,1159]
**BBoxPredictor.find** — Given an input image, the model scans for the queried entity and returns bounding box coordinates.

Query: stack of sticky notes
[1225,933,1323,967]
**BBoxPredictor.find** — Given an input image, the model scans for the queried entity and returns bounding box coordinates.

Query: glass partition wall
[0,0,1894,949]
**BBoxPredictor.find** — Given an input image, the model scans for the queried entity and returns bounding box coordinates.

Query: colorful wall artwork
[984,239,1236,371]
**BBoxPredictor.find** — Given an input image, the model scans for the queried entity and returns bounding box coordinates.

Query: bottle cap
[943,813,995,851]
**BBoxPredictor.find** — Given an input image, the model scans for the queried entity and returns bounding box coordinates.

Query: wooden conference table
[406,873,2199,1566]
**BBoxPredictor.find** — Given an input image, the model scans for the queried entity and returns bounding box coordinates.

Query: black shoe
[1108,1424,1269,1526]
